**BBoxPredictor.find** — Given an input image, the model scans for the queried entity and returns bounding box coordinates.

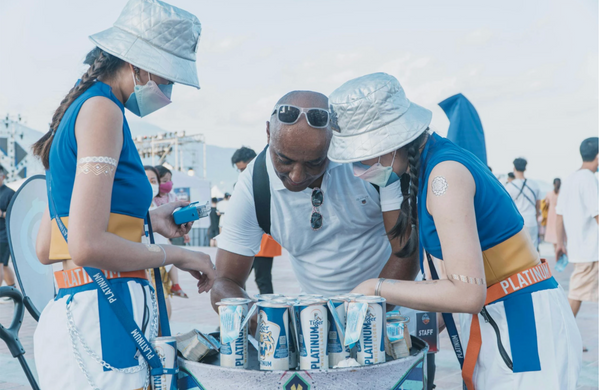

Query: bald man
[210,90,418,308]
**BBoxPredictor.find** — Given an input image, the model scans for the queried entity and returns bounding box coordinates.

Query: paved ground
[0,243,597,389]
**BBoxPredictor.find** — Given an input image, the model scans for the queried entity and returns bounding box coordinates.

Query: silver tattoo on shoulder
[431,176,448,196]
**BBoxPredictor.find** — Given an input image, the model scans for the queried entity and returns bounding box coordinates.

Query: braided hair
[389,131,429,257]
[32,47,125,169]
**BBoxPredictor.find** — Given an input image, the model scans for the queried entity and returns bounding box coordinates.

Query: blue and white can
[297,299,328,370]
[217,298,251,369]
[270,298,298,370]
[327,296,352,367]
[257,301,290,371]
[255,293,285,301]
[151,336,178,390]
[356,296,386,365]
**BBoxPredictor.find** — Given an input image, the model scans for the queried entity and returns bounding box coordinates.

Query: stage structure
[0,115,45,181]
[134,131,207,178]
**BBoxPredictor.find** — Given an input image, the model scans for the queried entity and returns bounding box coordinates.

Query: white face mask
[125,69,172,117]
[151,183,159,197]
[352,151,400,187]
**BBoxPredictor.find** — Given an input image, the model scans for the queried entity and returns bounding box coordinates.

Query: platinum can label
[327,299,351,367]
[258,304,289,371]
[298,301,328,370]
[151,337,178,390]
[357,298,386,365]
[219,302,249,369]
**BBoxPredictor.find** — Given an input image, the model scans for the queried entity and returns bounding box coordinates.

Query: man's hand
[351,279,377,296]
[555,242,567,261]
[150,201,194,238]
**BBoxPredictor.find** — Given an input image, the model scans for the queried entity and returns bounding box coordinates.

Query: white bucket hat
[328,72,432,163]
[89,0,202,89]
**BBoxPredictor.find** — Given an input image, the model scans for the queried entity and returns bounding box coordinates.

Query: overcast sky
[0,0,597,183]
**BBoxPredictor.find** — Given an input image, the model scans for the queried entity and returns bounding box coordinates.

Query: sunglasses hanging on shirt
[272,104,330,128]
[311,188,324,231]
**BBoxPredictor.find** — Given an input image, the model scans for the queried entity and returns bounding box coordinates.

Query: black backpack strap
[252,145,271,235]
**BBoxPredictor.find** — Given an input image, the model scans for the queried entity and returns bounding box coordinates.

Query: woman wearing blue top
[328,73,581,390]
[31,1,215,389]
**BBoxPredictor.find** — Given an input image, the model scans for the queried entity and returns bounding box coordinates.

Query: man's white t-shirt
[504,178,543,227]
[217,148,403,296]
[556,169,599,263]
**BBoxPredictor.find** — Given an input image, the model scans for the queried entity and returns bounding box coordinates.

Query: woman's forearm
[68,231,188,272]
[365,278,486,314]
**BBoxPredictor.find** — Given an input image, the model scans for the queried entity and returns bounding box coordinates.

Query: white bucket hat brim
[90,27,200,89]
[328,72,432,163]
[89,0,201,89]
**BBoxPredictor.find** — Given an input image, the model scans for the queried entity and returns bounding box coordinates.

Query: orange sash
[55,267,147,289]
[462,260,552,390]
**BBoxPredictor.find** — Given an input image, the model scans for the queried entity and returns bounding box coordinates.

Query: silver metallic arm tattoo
[431,176,448,196]
[449,274,485,285]
[77,156,117,176]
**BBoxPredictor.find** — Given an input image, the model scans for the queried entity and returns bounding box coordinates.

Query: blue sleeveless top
[418,133,524,261]
[47,81,153,259]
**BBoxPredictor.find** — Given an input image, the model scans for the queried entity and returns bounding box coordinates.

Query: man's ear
[266,121,270,144]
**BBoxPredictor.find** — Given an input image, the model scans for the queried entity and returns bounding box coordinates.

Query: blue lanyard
[47,173,171,376]
[144,214,171,337]
[426,252,467,390]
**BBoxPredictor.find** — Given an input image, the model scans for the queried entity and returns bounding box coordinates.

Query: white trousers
[34,279,157,390]
[460,285,581,389]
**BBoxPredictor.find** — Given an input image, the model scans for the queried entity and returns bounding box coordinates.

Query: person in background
[208,197,220,247]
[232,146,282,294]
[144,166,174,317]
[216,192,231,233]
[543,178,561,250]
[506,172,515,184]
[155,165,189,298]
[231,146,257,172]
[504,158,543,249]
[0,166,15,301]
[556,137,599,352]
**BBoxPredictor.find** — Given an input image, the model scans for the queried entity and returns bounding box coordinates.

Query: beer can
[255,293,285,301]
[385,314,411,359]
[327,296,352,367]
[343,293,364,299]
[297,299,328,370]
[217,298,251,368]
[356,296,386,365]
[257,302,290,370]
[298,293,325,300]
[268,298,298,370]
[151,336,178,390]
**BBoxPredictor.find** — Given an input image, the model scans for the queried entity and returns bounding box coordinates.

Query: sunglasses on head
[271,104,330,128]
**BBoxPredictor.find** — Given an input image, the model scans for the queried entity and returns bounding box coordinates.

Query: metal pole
[203,141,207,179]
[151,138,155,166]
[174,138,179,171]
[17,355,40,390]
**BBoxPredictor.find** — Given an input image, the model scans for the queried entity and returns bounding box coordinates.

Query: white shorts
[34,278,157,390]
[460,284,581,389]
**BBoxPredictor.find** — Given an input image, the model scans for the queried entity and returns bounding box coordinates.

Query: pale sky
[0,0,597,183]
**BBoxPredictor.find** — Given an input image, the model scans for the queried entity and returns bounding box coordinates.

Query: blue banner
[439,93,488,165]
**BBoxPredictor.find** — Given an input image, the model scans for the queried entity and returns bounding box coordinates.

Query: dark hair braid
[389,131,428,257]
[32,47,125,169]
